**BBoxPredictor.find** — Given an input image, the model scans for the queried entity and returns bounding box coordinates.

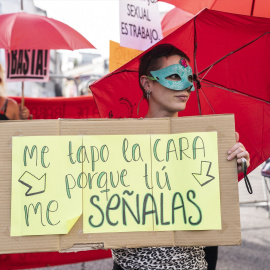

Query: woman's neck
[145,108,178,118]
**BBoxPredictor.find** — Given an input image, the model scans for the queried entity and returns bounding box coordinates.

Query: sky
[33,0,174,58]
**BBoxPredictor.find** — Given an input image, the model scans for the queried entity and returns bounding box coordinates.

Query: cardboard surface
[0,115,241,253]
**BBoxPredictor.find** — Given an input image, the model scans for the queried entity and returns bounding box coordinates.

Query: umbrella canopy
[0,12,95,50]
[160,0,270,37]
[90,9,270,178]
[159,0,270,17]
[161,7,194,37]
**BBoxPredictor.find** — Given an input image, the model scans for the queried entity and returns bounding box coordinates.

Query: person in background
[112,44,250,270]
[0,63,29,120]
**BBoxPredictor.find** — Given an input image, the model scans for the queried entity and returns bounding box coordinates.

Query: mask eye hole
[166,74,181,81]
[186,86,192,92]
[188,75,193,82]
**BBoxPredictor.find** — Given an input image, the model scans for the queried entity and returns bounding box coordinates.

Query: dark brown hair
[139,44,190,95]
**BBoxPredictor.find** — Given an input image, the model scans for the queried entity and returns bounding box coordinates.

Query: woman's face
[145,55,192,118]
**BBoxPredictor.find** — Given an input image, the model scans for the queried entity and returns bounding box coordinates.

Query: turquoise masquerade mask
[149,59,195,91]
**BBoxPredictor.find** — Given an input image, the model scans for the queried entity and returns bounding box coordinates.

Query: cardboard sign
[5,49,50,82]
[11,136,82,236]
[119,0,163,50]
[11,132,221,236]
[0,115,241,254]
[83,132,221,233]
[109,41,142,72]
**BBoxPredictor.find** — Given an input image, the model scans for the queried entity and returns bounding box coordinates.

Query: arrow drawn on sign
[18,171,46,196]
[192,161,215,186]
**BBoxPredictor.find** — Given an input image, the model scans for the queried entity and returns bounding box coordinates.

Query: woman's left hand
[19,105,30,120]
[227,132,250,173]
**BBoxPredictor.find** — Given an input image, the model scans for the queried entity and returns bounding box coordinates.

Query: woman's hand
[227,132,250,173]
[19,105,30,120]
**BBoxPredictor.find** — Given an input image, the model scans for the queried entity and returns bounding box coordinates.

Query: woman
[0,63,29,120]
[112,44,250,270]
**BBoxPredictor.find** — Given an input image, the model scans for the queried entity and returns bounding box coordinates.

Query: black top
[0,99,9,120]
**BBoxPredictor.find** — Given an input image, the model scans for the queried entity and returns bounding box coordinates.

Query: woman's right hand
[19,105,29,120]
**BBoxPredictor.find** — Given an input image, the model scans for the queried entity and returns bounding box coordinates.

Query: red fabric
[90,9,270,181]
[0,250,112,270]
[161,8,194,37]
[0,12,95,50]
[12,96,100,119]
[160,0,270,37]
[159,0,270,17]
[160,0,216,15]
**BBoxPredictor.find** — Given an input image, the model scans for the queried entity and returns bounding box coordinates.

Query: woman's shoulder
[6,98,20,120]
[7,97,19,106]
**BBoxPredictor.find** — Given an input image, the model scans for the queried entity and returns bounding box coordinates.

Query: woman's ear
[140,75,151,91]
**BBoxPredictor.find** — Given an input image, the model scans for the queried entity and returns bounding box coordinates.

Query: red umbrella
[161,7,194,37]
[90,9,270,179]
[159,0,270,17]
[0,12,95,106]
[160,0,270,36]
[0,12,95,50]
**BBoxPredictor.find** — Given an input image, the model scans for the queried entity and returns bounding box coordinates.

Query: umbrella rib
[199,65,213,82]
[8,14,19,50]
[251,0,255,16]
[42,17,73,49]
[200,79,270,105]
[198,85,216,114]
[105,69,138,79]
[198,32,270,76]
[193,15,202,115]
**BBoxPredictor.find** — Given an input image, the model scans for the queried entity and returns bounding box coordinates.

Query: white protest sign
[5,49,50,82]
[119,0,163,51]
